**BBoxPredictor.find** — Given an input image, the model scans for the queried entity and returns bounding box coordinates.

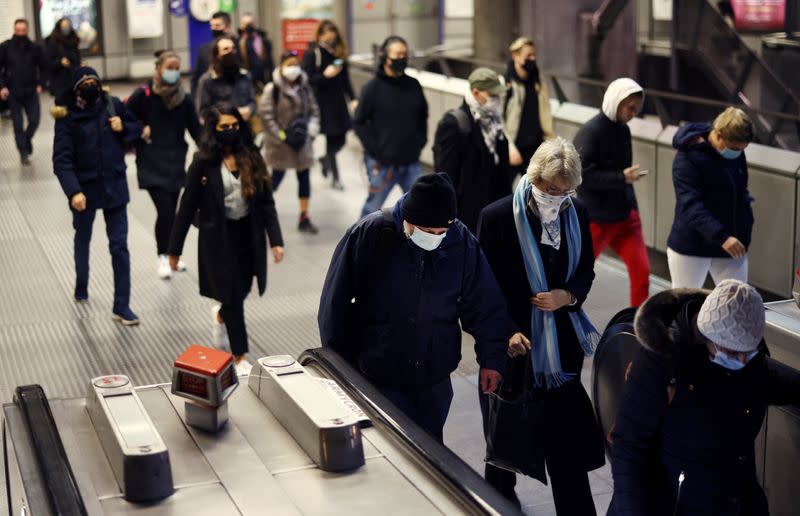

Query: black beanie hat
[402,172,457,228]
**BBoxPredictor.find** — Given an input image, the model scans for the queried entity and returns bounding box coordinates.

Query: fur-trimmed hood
[634,288,709,358]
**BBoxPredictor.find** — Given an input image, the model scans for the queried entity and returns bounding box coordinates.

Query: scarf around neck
[464,92,504,164]
[513,175,600,389]
[152,72,186,110]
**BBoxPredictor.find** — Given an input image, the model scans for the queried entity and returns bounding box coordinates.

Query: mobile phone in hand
[333,58,343,67]
[637,169,650,176]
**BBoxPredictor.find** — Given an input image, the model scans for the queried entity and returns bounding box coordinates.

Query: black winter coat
[318,195,512,389]
[168,154,284,305]
[127,81,201,192]
[238,28,273,90]
[0,36,47,96]
[574,113,638,223]
[353,68,427,166]
[434,101,511,234]
[196,68,255,118]
[53,95,142,209]
[190,41,213,99]
[477,195,606,472]
[667,123,754,257]
[44,34,79,97]
[609,289,800,516]
[301,42,354,136]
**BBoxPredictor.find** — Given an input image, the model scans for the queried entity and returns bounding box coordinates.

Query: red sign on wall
[282,18,319,59]
[731,0,786,31]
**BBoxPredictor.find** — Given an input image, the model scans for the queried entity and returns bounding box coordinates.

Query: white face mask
[282,65,302,82]
[406,224,447,251]
[530,184,568,217]
[481,95,500,114]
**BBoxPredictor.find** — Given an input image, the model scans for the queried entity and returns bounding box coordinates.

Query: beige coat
[259,69,320,171]
[503,79,554,144]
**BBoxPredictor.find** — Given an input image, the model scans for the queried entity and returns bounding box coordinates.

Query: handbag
[484,355,547,484]
[272,84,308,151]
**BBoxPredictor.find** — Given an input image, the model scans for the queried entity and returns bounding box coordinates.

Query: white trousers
[667,247,749,289]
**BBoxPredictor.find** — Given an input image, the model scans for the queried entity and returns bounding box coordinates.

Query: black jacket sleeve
[191,50,209,99]
[260,180,284,248]
[564,202,596,310]
[53,115,81,199]
[415,82,429,156]
[168,157,203,256]
[0,42,7,89]
[574,125,626,191]
[184,95,202,143]
[433,113,463,191]
[36,45,48,88]
[300,45,324,88]
[611,347,671,515]
[114,97,143,144]
[343,63,355,101]
[352,80,378,158]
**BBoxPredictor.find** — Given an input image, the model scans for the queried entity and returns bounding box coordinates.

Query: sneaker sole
[112,314,140,326]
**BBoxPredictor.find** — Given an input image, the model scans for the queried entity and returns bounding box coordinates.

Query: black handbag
[484,355,547,484]
[272,84,309,151]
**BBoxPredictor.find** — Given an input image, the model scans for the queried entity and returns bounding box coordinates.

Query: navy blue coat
[667,123,754,257]
[610,290,800,516]
[53,95,142,209]
[318,195,512,389]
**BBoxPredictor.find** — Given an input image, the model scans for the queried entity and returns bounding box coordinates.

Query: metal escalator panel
[675,0,800,149]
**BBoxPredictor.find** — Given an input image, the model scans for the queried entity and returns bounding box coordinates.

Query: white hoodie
[601,78,644,122]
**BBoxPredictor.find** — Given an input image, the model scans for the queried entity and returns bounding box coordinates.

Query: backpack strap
[105,96,116,118]
[449,107,471,134]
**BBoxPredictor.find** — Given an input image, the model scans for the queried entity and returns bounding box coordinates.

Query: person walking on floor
[260,51,321,234]
[191,11,237,99]
[434,67,511,234]
[237,13,274,94]
[127,50,201,279]
[53,67,142,325]
[169,103,284,374]
[503,37,554,177]
[0,18,47,164]
[44,17,80,99]
[477,138,605,513]
[196,35,255,123]
[667,107,755,288]
[574,77,650,307]
[353,35,428,218]
[301,19,356,191]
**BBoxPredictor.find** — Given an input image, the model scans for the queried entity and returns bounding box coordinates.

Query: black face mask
[220,53,239,70]
[245,25,255,34]
[12,34,27,44]
[78,86,100,104]
[215,128,241,148]
[211,29,225,38]
[523,59,539,82]
[389,57,407,74]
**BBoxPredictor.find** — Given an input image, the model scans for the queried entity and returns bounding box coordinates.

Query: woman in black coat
[127,50,200,279]
[168,103,284,370]
[477,137,605,515]
[44,18,80,98]
[301,20,355,190]
[609,281,800,515]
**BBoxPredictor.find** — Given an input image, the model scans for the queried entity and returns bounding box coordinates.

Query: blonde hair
[509,37,534,54]
[526,137,582,189]
[713,107,754,143]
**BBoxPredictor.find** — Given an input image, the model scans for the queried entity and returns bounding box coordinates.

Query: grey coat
[259,68,320,171]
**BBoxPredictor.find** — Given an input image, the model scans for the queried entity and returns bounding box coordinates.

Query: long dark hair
[198,103,268,199]
[315,20,348,59]
[48,17,79,46]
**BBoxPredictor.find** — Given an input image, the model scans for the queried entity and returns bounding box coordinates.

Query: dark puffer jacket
[609,289,800,516]
[667,123,754,257]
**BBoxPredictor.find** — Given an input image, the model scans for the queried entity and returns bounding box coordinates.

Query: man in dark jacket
[353,35,428,218]
[434,67,511,234]
[53,67,142,324]
[191,11,237,99]
[610,280,800,515]
[575,77,650,307]
[196,36,255,121]
[319,173,517,442]
[0,19,47,164]
[237,13,273,93]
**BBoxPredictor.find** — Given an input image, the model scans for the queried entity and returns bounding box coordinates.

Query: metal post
[670,0,680,91]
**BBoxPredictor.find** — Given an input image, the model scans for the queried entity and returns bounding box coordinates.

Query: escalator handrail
[298,348,522,516]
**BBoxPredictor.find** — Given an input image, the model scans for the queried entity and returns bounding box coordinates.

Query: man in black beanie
[319,173,528,442]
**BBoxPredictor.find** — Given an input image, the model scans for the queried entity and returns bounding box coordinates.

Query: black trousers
[146,188,179,256]
[8,92,40,156]
[272,168,310,199]
[219,216,254,356]
[324,132,346,181]
[479,384,597,515]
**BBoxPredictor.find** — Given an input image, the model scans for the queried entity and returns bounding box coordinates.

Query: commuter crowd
[3,11,800,516]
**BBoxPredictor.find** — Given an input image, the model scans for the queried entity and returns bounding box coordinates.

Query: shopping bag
[484,355,547,484]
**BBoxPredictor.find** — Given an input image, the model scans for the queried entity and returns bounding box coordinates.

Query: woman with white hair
[477,137,605,514]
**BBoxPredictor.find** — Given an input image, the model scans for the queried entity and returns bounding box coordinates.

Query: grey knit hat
[696,279,764,352]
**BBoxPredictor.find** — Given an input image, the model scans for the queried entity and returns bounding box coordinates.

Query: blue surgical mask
[161,69,181,85]
[407,225,447,251]
[711,346,758,371]
[719,147,742,160]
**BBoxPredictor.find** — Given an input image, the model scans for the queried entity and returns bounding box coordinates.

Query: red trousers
[590,210,650,307]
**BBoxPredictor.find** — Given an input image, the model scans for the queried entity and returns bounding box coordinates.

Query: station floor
[0,85,669,515]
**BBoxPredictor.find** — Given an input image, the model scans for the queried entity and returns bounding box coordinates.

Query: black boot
[329,154,344,190]
[318,156,330,177]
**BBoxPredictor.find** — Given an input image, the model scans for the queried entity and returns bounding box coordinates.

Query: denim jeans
[360,155,421,218]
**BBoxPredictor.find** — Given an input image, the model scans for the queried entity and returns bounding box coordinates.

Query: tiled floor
[0,83,668,515]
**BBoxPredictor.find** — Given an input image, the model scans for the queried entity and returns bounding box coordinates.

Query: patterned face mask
[530,184,569,249]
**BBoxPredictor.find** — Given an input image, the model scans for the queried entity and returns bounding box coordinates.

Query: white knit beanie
[696,279,765,352]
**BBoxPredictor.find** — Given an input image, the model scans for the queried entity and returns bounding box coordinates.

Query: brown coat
[259,68,320,171]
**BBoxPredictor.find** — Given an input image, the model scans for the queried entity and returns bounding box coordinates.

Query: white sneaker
[211,304,230,352]
[157,255,172,280]
[176,259,187,272]
[235,359,252,376]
